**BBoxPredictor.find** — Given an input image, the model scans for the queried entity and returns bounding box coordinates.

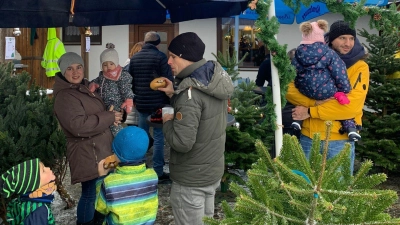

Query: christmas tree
[205,121,400,225]
[213,50,274,187]
[357,28,400,172]
[0,63,74,219]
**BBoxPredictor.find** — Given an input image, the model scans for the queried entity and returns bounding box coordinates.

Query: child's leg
[340,119,361,141]
[291,120,303,131]
[110,124,123,137]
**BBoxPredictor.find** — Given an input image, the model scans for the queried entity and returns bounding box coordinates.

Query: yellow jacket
[387,51,400,79]
[41,28,66,77]
[286,60,370,140]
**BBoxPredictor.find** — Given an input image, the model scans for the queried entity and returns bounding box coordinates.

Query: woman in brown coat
[53,52,123,225]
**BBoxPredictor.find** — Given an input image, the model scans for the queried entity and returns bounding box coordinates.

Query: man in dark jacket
[129,31,173,181]
[158,32,234,225]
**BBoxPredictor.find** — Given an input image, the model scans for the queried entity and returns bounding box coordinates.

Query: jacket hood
[47,28,57,40]
[294,42,330,67]
[175,59,234,100]
[53,73,89,97]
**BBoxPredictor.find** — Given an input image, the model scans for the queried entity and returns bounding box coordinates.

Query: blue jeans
[299,135,355,175]
[139,112,165,176]
[77,178,97,223]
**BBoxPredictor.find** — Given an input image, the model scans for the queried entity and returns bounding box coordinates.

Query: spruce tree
[0,63,74,219]
[357,28,400,172]
[204,121,400,225]
[213,50,274,186]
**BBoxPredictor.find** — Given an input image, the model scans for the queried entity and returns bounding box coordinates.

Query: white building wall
[65,25,129,80]
[178,18,218,61]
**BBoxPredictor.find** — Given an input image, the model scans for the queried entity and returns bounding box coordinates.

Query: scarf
[103,65,122,81]
[336,38,366,68]
[6,194,55,225]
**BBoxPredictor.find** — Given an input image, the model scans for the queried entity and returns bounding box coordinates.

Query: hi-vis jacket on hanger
[41,28,66,77]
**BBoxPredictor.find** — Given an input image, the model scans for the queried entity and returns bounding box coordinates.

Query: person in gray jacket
[158,32,234,225]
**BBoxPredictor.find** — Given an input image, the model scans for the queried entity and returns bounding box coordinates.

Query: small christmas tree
[213,49,274,188]
[357,28,400,172]
[205,121,400,225]
[0,63,74,220]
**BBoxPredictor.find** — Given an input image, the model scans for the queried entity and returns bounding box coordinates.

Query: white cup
[162,106,174,116]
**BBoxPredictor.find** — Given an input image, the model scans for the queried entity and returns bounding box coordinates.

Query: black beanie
[168,32,205,62]
[327,20,356,44]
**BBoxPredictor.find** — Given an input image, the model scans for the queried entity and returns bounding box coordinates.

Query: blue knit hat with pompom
[112,127,149,163]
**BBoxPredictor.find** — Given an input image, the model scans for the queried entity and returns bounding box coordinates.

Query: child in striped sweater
[96,126,158,225]
[0,159,57,225]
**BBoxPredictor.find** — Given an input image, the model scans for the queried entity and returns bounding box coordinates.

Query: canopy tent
[0,0,248,28]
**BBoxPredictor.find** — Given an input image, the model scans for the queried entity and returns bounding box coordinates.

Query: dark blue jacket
[129,43,173,113]
[292,42,351,100]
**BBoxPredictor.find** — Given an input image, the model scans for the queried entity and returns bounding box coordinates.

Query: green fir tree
[0,63,74,219]
[205,121,400,225]
[213,49,274,186]
[357,28,400,172]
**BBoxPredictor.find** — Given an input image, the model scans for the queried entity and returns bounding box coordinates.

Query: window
[219,18,267,68]
[62,26,102,45]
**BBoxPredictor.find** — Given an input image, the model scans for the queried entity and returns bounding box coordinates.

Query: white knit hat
[100,43,119,68]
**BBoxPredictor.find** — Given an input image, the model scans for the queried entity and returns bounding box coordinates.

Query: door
[130,24,178,57]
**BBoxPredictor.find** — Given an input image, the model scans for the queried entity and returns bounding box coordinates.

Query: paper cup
[162,107,174,116]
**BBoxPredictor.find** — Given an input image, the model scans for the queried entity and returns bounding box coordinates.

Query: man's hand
[158,78,174,98]
[292,105,310,120]
[162,113,174,124]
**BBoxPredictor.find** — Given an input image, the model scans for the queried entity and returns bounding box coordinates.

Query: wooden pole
[79,27,89,79]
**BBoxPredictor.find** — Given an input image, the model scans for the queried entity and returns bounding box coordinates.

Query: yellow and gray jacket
[41,28,66,77]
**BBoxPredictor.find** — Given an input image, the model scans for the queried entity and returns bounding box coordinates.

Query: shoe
[291,122,301,131]
[158,172,171,184]
[348,131,361,142]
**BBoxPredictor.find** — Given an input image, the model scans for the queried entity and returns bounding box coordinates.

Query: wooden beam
[79,27,89,79]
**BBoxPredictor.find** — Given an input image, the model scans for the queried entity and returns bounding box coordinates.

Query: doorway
[129,24,178,56]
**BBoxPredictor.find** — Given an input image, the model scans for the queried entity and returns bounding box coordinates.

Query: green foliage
[205,122,400,225]
[357,29,400,171]
[213,49,274,186]
[212,49,248,82]
[0,63,67,218]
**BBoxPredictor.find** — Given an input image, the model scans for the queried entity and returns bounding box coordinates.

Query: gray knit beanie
[0,159,40,198]
[57,52,84,76]
[100,43,119,68]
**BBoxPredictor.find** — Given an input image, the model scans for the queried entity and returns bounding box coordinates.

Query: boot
[93,210,106,225]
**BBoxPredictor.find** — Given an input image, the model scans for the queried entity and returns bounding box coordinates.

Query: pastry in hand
[150,78,167,90]
[104,154,119,169]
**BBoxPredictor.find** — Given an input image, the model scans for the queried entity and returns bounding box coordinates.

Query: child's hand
[98,159,111,176]
[121,99,133,113]
[334,92,350,105]
[89,82,100,92]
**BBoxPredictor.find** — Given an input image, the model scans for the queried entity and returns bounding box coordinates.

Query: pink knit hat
[300,20,328,45]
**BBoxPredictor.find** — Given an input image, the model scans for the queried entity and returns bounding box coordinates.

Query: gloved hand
[121,99,133,113]
[334,92,350,105]
[89,82,99,93]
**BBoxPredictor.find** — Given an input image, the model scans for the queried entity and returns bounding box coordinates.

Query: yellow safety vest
[41,28,66,77]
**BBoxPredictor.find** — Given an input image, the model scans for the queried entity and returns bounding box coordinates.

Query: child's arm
[23,205,51,225]
[89,77,101,93]
[118,71,135,113]
[328,50,351,93]
[95,159,111,215]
